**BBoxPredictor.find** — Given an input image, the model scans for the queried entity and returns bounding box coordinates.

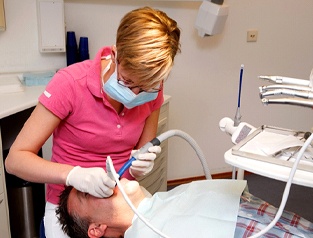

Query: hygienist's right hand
[66,166,116,198]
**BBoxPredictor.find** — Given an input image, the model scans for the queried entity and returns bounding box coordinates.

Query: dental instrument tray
[231,125,313,173]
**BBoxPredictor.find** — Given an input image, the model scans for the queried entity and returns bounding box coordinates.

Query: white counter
[0,85,45,119]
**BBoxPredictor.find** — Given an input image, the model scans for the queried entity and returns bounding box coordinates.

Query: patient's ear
[88,223,107,238]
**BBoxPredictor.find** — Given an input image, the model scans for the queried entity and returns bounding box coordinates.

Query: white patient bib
[125,179,247,238]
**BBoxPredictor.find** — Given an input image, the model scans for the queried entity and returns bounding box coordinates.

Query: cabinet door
[0,193,10,238]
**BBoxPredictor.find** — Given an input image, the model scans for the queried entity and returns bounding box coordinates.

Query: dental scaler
[258,75,311,87]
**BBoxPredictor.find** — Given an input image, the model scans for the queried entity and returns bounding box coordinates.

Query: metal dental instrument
[259,88,313,99]
[286,132,312,161]
[261,98,313,108]
[234,64,244,126]
[272,131,303,157]
[258,75,311,87]
[258,70,313,108]
[259,84,313,93]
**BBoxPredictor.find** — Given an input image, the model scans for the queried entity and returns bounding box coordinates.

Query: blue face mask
[102,62,158,109]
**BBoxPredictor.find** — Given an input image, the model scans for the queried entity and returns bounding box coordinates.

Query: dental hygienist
[5,6,181,238]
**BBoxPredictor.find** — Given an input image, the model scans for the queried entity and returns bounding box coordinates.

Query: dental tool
[116,138,161,178]
[234,64,244,126]
[261,98,313,108]
[258,69,313,108]
[259,88,313,99]
[106,156,117,181]
[286,132,311,161]
[259,75,311,87]
[259,84,313,93]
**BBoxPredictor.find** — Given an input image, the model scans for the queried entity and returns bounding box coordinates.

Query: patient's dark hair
[56,186,91,238]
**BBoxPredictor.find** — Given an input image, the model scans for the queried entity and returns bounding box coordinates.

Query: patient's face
[67,178,141,222]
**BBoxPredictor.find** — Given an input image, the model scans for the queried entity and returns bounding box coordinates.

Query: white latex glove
[66,166,116,198]
[129,145,161,178]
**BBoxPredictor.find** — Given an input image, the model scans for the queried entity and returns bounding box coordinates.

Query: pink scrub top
[39,46,164,204]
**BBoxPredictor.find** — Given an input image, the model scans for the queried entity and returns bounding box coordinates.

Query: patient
[57,179,313,238]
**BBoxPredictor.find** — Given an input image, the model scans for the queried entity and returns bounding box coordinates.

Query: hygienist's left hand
[129,146,161,178]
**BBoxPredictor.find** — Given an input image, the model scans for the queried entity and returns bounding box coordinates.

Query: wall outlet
[247,30,258,42]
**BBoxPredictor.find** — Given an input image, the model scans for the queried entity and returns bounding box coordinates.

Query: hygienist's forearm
[5,150,73,184]
[4,101,70,184]
[136,108,160,148]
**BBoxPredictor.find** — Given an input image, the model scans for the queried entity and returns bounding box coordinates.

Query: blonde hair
[116,7,181,90]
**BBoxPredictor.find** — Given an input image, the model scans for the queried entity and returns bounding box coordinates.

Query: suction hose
[157,129,212,180]
[117,129,212,180]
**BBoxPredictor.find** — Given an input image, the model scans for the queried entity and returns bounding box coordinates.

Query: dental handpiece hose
[117,138,161,177]
[116,129,211,180]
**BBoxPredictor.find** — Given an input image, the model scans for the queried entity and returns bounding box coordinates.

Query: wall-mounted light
[195,0,229,37]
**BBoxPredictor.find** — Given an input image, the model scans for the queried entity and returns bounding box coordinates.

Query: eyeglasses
[117,79,162,93]
[116,65,163,94]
